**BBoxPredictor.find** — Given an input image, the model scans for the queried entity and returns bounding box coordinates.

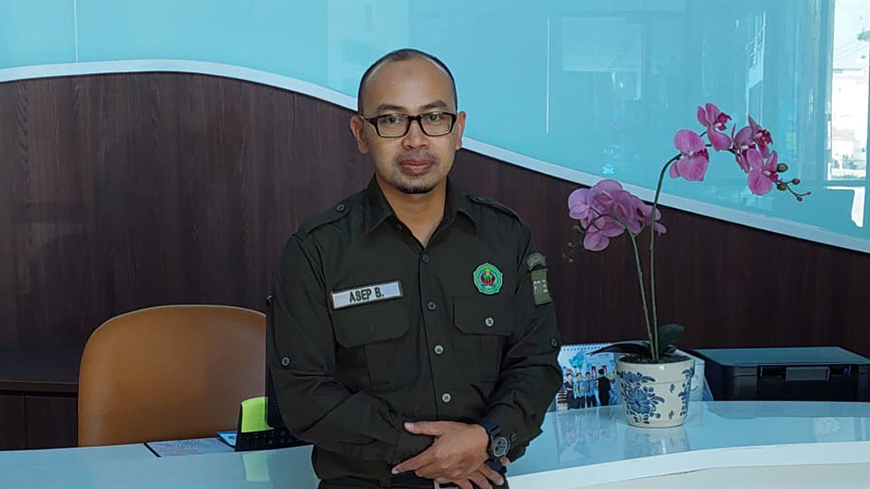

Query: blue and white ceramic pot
[616,355,695,428]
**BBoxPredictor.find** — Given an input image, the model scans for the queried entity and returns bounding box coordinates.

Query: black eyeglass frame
[360,111,458,138]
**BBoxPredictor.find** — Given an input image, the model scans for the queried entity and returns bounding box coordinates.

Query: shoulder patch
[524,252,548,272]
[526,252,552,306]
[296,200,351,237]
[468,195,520,220]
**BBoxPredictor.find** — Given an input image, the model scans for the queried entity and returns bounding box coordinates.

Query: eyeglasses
[361,111,457,138]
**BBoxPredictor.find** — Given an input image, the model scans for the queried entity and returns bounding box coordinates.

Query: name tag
[330,281,403,310]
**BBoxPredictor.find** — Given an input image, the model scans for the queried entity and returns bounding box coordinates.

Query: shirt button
[485,317,495,327]
[550,338,559,348]
[434,344,444,355]
[335,204,346,212]
[422,254,431,264]
[396,224,404,231]
[427,301,437,311]
[280,357,291,367]
[441,393,452,403]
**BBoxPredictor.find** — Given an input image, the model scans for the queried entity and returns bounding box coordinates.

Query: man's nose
[402,118,428,148]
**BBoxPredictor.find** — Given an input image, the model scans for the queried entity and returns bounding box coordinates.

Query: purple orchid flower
[696,103,732,151]
[748,116,773,158]
[590,179,623,207]
[670,130,710,181]
[583,215,625,251]
[731,125,755,173]
[613,190,643,234]
[634,200,667,235]
[568,187,595,227]
[569,180,668,251]
[747,149,780,195]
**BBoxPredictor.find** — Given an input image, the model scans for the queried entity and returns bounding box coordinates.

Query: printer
[692,347,870,402]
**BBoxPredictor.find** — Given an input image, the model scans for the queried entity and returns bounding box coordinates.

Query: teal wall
[2,0,869,250]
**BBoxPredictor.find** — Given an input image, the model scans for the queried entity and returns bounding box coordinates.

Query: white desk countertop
[3,401,869,489]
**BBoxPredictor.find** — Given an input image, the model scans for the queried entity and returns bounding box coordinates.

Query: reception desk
[2,401,869,489]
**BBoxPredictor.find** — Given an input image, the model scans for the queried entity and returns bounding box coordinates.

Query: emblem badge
[473,263,503,295]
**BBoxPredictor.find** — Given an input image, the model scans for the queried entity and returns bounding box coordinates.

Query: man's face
[351,57,466,195]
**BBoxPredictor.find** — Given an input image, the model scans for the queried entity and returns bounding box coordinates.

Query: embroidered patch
[330,281,403,310]
[473,263,503,295]
[525,252,552,305]
[531,269,552,305]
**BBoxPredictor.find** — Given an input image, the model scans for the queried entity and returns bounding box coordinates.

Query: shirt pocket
[332,300,409,391]
[453,295,513,382]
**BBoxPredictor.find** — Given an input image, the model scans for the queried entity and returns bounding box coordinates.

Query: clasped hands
[392,421,509,489]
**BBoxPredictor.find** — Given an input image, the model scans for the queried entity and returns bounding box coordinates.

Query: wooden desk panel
[0,347,81,394]
[0,395,26,450]
[0,347,80,449]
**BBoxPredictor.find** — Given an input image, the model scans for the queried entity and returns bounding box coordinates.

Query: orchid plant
[566,103,809,363]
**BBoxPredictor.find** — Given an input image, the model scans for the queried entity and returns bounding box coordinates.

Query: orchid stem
[622,225,654,357]
[649,154,680,362]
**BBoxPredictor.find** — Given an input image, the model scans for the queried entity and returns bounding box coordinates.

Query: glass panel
[3,0,870,246]
[828,0,870,182]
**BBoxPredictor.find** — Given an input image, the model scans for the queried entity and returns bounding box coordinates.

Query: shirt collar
[363,177,477,234]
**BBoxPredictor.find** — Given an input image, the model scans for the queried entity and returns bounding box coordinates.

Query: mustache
[395,152,438,164]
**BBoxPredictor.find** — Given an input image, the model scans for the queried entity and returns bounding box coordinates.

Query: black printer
[693,347,870,402]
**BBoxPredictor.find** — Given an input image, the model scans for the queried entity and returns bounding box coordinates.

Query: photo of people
[555,343,619,410]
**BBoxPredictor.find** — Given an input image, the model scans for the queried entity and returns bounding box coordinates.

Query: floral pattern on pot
[617,371,666,425]
[677,367,695,418]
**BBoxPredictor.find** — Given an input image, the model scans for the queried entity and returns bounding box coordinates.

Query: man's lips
[399,158,434,175]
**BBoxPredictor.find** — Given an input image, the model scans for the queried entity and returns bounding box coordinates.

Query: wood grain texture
[0,72,868,359]
[0,395,26,450]
[24,394,77,449]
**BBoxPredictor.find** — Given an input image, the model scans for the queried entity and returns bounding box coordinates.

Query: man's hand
[391,421,489,481]
[435,457,510,489]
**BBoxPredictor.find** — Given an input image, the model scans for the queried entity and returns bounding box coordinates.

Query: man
[564,372,578,410]
[267,48,562,489]
[597,368,611,407]
[575,371,588,408]
[583,372,597,408]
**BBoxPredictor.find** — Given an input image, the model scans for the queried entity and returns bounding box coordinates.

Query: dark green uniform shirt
[267,177,562,483]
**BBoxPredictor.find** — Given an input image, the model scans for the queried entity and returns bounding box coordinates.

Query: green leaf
[656,323,685,357]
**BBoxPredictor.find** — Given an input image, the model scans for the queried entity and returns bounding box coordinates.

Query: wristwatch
[478,420,510,459]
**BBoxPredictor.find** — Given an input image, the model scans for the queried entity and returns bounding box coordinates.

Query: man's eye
[427,113,443,122]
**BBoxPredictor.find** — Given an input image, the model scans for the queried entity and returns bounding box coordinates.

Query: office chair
[78,304,265,446]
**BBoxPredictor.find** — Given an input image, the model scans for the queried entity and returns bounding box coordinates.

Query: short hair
[357,48,457,113]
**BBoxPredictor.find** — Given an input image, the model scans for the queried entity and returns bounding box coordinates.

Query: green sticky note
[240,396,271,433]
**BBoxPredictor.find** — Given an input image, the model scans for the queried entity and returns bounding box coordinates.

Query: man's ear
[453,111,467,151]
[350,115,370,154]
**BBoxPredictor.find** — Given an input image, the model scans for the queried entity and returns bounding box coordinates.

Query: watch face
[492,436,510,458]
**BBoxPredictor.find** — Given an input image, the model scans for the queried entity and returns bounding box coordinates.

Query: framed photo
[554,343,620,411]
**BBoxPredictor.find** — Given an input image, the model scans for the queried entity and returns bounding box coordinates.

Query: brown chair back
[78,304,265,446]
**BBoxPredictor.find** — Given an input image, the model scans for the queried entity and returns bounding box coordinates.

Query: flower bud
[776,182,788,191]
[791,178,801,185]
[776,163,789,173]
